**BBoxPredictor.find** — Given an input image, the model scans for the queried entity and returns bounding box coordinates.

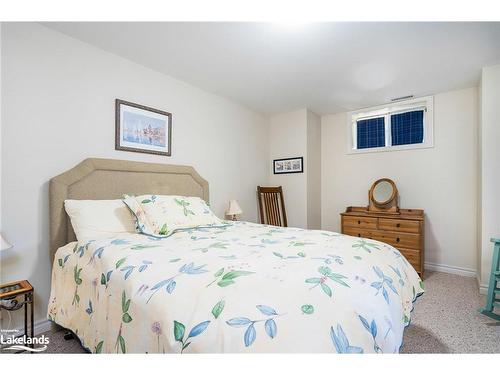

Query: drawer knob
[396,237,400,242]
[357,233,361,237]
[358,220,361,225]
[396,223,401,228]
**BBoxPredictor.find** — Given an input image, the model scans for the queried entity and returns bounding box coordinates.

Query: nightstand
[0,280,34,352]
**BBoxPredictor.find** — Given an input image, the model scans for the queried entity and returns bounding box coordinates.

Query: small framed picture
[115,99,172,156]
[273,157,304,174]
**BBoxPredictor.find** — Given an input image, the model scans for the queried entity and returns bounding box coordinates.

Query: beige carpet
[23,271,500,354]
[401,271,500,353]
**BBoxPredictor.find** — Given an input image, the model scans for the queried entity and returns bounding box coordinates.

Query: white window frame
[347,95,434,154]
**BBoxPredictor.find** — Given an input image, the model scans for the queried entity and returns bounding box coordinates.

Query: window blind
[391,110,424,146]
[356,117,385,149]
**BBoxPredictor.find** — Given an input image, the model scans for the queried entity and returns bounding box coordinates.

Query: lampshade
[226,200,243,216]
[0,234,13,251]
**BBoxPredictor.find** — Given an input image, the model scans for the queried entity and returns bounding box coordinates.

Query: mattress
[48,221,423,353]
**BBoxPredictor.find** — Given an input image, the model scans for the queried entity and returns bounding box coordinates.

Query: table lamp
[1,234,12,251]
[226,200,243,221]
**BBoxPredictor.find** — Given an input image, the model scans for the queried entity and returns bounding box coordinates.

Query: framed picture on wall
[273,157,304,174]
[115,99,172,156]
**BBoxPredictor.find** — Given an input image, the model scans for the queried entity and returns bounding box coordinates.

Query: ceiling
[44,22,500,115]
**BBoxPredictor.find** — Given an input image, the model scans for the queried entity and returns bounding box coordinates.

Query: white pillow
[64,199,137,241]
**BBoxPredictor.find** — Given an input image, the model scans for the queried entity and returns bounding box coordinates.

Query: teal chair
[479,238,500,321]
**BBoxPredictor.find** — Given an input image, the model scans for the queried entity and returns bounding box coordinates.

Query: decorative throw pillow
[122,194,226,237]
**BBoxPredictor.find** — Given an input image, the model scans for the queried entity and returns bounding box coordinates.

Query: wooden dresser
[341,206,425,277]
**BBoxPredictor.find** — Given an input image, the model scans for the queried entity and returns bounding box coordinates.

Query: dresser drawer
[370,230,421,249]
[398,248,421,270]
[343,228,421,249]
[378,218,420,234]
[343,216,378,230]
[342,227,371,239]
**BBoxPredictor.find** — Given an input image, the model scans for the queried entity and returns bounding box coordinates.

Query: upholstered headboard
[49,158,209,261]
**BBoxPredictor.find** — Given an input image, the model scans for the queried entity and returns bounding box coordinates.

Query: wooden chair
[257,186,287,227]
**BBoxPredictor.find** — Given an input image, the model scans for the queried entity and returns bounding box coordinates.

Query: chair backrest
[257,186,287,227]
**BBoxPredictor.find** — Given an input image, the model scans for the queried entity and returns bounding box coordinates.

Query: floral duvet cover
[48,222,423,353]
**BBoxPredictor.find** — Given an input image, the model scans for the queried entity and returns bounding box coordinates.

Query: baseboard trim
[34,319,53,335]
[476,275,489,295]
[7,319,53,336]
[424,262,476,278]
[478,284,489,295]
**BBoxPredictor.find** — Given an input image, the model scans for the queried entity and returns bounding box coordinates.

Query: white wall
[477,76,483,287]
[268,109,321,230]
[0,23,2,241]
[321,88,478,274]
[0,23,269,326]
[306,110,321,230]
[269,109,308,228]
[478,64,500,291]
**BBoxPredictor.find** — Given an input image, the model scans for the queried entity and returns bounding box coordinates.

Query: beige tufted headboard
[49,158,209,261]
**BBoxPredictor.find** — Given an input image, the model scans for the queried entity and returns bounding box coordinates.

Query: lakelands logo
[0,329,49,352]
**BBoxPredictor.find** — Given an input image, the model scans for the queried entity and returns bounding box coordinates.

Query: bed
[48,158,423,353]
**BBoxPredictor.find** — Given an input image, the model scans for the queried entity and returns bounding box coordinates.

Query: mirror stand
[368,178,400,214]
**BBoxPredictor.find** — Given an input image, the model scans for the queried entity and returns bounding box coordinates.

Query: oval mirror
[372,180,395,205]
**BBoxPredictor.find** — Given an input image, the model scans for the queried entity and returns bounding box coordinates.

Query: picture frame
[273,157,304,174]
[115,99,172,156]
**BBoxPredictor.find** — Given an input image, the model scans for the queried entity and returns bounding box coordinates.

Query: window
[348,96,433,153]
[356,117,385,149]
[391,110,424,146]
